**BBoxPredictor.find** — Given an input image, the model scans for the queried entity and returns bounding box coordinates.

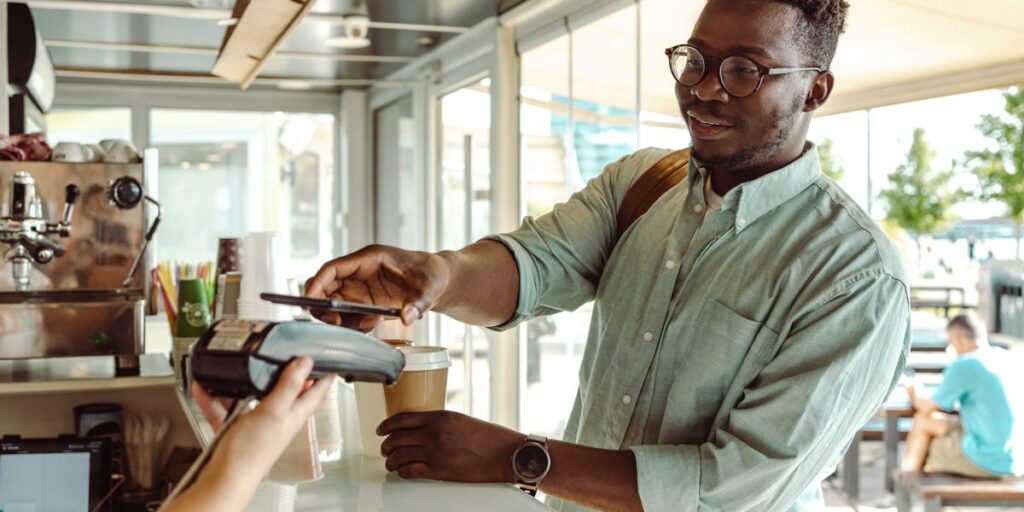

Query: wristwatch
[512,434,551,496]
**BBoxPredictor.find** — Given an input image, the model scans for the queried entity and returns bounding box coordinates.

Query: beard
[684,91,805,171]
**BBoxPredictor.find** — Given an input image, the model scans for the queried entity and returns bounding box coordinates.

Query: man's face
[677,0,815,170]
[947,328,970,355]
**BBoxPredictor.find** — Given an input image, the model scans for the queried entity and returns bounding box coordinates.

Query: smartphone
[260,293,403,318]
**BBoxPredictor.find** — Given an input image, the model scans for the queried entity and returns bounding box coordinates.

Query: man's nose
[692,68,729,103]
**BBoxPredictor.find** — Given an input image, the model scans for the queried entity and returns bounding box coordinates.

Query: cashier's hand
[305,245,451,332]
[378,411,521,483]
[191,357,332,461]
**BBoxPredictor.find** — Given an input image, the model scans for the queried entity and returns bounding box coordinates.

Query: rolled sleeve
[630,444,701,509]
[629,273,910,511]
[484,234,542,331]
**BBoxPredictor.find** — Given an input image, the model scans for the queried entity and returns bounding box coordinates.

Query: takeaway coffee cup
[384,346,451,417]
[353,340,412,456]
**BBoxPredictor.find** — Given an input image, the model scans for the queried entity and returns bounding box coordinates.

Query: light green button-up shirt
[489,145,911,511]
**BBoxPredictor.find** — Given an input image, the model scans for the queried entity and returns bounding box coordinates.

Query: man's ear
[804,71,834,112]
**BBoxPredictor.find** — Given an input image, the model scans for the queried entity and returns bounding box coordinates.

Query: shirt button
[737,218,747,228]
[622,394,632,405]
[643,331,654,342]
[665,260,676,270]
[693,204,704,213]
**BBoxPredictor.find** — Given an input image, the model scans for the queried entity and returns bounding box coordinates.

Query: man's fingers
[396,462,431,480]
[385,446,429,473]
[305,254,366,298]
[191,382,228,432]
[377,411,437,436]
[337,313,382,333]
[261,357,314,414]
[380,430,426,457]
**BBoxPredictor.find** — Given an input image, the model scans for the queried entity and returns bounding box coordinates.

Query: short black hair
[770,0,850,69]
[947,311,987,344]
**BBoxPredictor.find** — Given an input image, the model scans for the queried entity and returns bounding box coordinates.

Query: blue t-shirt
[931,347,1024,476]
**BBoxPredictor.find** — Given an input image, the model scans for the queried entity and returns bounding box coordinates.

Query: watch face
[514,444,550,481]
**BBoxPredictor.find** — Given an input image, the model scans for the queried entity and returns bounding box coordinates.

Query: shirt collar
[689,142,822,233]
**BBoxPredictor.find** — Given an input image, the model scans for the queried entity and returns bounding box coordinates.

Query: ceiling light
[217,18,238,27]
[324,36,371,49]
[198,163,211,171]
[277,80,315,91]
[326,0,371,49]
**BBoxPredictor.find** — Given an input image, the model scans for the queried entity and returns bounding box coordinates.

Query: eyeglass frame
[664,44,824,98]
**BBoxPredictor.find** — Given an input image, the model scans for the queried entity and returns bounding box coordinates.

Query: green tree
[964,87,1024,261]
[818,138,845,182]
[880,128,959,264]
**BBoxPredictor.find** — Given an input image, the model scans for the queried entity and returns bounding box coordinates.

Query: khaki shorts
[924,422,997,478]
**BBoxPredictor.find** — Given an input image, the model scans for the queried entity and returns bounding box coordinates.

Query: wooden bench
[910,285,973,318]
[895,471,1024,512]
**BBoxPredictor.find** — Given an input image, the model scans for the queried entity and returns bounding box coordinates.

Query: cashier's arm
[305,241,519,331]
[159,358,332,512]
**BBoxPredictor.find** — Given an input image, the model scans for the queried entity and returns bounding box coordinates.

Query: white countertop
[179,381,552,512]
[293,455,552,511]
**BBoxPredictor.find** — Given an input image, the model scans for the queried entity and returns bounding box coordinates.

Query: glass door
[436,77,494,420]
[374,95,422,250]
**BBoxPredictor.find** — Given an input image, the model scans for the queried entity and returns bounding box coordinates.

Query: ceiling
[21,0,498,89]
[16,0,1024,104]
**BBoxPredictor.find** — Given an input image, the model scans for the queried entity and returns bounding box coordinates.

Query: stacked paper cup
[237,232,294,321]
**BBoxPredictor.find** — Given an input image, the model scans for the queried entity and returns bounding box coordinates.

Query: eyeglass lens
[669,46,762,97]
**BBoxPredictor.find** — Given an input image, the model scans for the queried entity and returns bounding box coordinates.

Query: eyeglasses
[665,44,823,98]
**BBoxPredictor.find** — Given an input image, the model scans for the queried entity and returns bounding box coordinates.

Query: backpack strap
[615,148,692,243]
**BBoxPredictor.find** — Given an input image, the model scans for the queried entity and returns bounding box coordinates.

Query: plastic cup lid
[398,346,451,371]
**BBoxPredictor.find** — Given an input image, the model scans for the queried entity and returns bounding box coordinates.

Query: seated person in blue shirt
[902,312,1023,477]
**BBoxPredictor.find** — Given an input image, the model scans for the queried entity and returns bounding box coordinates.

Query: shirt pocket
[691,300,778,423]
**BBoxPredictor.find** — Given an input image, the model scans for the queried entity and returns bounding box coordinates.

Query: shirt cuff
[483,234,537,332]
[629,444,701,511]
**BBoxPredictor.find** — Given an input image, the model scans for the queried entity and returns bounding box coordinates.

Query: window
[639,0,701,149]
[374,96,423,250]
[45,106,132,146]
[571,5,639,180]
[808,110,869,211]
[520,34,583,439]
[150,109,335,279]
[436,79,494,420]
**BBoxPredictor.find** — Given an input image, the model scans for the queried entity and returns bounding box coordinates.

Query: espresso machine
[0,155,159,375]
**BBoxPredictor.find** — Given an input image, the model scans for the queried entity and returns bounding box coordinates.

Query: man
[902,312,1023,478]
[307,0,910,510]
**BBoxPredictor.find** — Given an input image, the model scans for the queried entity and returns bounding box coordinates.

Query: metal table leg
[895,479,912,512]
[842,432,861,502]
[885,414,899,493]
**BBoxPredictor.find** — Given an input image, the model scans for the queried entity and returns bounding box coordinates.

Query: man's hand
[305,245,452,332]
[377,411,521,483]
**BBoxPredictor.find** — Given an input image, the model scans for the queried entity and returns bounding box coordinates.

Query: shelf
[0,374,175,396]
[0,353,174,396]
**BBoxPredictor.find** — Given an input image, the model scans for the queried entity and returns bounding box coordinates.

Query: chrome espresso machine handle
[0,173,79,291]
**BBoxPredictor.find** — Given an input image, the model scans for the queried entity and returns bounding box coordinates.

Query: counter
[179,381,553,511]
